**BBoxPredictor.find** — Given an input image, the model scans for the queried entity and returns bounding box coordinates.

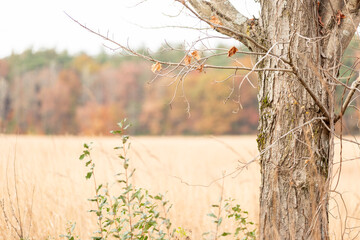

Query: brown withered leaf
[151,62,162,73]
[227,46,238,57]
[209,16,222,28]
[184,55,192,65]
[249,18,256,29]
[197,64,204,72]
[336,10,345,25]
[191,50,201,60]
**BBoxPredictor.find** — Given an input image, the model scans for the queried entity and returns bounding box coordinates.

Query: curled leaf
[151,62,162,73]
[227,46,238,57]
[336,10,345,25]
[209,16,222,28]
[184,55,192,65]
[197,64,204,72]
[249,18,256,29]
[191,50,201,60]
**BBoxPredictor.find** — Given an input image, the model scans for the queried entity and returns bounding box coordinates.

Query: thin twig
[13,141,23,239]
[334,76,360,123]
[64,12,291,73]
[288,32,330,119]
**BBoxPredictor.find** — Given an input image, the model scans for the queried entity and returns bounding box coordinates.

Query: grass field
[1,135,360,239]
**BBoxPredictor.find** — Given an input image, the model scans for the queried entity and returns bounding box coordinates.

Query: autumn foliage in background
[0,46,257,135]
[0,45,358,135]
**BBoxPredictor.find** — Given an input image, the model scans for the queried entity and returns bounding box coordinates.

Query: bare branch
[65,12,292,73]
[334,76,360,123]
[182,0,266,52]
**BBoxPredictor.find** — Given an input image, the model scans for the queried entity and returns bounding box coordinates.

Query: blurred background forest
[0,43,359,135]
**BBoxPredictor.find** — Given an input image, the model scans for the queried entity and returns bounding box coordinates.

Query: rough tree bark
[258,2,330,239]
[187,0,360,239]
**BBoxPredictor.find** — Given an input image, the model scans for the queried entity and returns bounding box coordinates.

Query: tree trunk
[257,1,332,239]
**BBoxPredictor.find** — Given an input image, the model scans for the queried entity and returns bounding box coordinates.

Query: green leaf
[110,130,122,135]
[86,171,93,179]
[207,213,217,218]
[217,217,223,226]
[96,184,103,192]
[129,169,136,178]
[221,232,231,236]
[154,195,162,201]
[70,222,76,232]
[123,123,132,130]
[103,219,113,228]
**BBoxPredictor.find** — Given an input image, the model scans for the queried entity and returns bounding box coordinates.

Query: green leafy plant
[202,175,256,240]
[61,119,256,240]
[203,197,256,240]
[68,119,174,240]
[60,222,79,240]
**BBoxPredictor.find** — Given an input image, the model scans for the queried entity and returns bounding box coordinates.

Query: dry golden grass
[0,135,360,239]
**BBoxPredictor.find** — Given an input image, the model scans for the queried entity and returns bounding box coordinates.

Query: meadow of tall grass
[1,134,360,239]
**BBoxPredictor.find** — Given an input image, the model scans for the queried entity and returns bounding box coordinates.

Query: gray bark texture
[258,2,330,238]
[257,1,360,239]
[187,0,360,239]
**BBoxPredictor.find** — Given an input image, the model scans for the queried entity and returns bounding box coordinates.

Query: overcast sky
[0,0,260,58]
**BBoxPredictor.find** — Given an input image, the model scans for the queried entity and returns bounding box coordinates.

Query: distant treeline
[0,47,358,135]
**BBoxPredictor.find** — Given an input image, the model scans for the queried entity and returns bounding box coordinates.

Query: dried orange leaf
[227,46,238,57]
[184,55,192,65]
[336,10,345,25]
[209,16,222,28]
[151,62,162,73]
[191,50,201,60]
[197,64,204,72]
